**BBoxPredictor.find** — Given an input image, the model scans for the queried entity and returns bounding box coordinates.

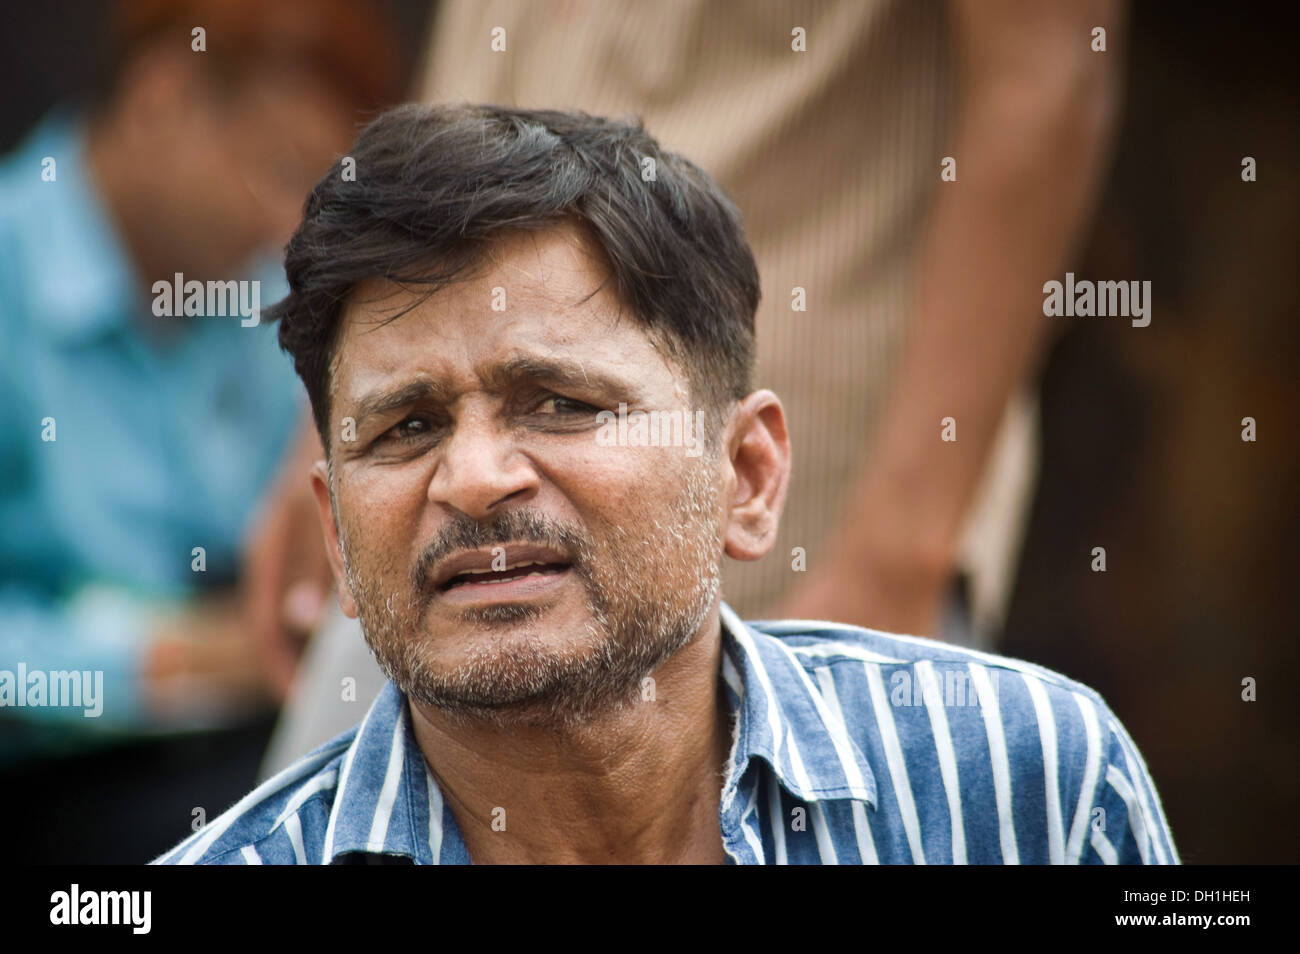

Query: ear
[310,460,358,618]
[722,389,790,562]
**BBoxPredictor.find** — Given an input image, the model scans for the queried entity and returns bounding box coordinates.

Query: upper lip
[430,544,573,590]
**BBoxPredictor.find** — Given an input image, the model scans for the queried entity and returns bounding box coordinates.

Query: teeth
[457,560,545,576]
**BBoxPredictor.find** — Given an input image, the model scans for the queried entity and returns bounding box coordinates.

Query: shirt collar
[323,601,878,862]
[19,110,138,343]
[718,602,877,810]
[322,677,434,864]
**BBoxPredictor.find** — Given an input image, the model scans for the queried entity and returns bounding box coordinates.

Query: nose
[426,410,540,519]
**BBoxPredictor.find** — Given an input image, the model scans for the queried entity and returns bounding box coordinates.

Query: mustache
[410,509,590,594]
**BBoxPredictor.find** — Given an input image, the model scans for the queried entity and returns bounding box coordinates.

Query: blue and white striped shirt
[153,603,1178,864]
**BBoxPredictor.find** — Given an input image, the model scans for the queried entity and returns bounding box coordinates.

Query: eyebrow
[481,355,643,402]
[348,356,645,424]
[351,377,451,424]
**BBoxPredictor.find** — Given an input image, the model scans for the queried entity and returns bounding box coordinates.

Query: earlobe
[722,390,791,562]
[309,460,359,619]
[336,579,358,619]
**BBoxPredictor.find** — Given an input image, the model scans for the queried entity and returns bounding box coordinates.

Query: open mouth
[438,560,572,592]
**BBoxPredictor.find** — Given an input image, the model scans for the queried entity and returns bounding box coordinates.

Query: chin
[420,601,593,657]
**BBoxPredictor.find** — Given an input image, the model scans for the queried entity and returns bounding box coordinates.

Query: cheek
[548,444,652,518]
[338,468,431,572]
[559,447,718,551]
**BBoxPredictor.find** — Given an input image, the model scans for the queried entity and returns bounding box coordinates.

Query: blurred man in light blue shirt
[0,108,304,753]
[0,0,404,861]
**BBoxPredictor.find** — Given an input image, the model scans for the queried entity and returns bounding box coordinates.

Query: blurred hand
[772,550,951,638]
[142,592,276,724]
[241,420,334,701]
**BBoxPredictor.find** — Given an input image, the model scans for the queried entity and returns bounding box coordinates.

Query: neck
[408,609,734,864]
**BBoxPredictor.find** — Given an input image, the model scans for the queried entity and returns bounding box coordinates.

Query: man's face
[133,51,356,277]
[319,223,728,727]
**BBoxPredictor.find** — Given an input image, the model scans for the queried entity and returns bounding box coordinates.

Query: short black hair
[269,102,760,451]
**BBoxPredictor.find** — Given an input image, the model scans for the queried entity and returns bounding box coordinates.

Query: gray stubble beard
[338,458,724,731]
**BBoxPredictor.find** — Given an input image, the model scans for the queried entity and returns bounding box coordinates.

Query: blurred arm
[241,412,333,700]
[778,0,1125,634]
[0,585,157,735]
[0,582,275,744]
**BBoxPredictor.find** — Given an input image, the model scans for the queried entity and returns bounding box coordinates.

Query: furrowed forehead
[318,222,714,438]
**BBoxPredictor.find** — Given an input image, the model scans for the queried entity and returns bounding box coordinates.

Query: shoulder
[748,618,1123,779]
[0,112,72,229]
[0,145,35,320]
[0,113,85,329]
[753,616,1110,698]
[151,733,355,865]
[745,618,1177,863]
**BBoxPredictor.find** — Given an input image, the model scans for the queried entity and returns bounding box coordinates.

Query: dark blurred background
[999,5,1300,863]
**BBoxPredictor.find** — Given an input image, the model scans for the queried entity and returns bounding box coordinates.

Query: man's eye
[539,395,597,415]
[385,416,432,441]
